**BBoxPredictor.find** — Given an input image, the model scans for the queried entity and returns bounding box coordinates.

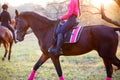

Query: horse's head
[15,10,29,41]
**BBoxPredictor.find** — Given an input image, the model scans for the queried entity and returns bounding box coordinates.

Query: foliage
[0,0,118,27]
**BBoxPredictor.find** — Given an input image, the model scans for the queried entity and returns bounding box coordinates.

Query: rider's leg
[48,15,77,55]
[7,25,17,43]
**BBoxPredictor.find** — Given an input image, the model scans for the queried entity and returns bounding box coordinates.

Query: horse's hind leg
[51,56,64,80]
[2,42,8,61]
[109,56,120,69]
[102,56,120,80]
[8,42,13,61]
[102,58,113,80]
[98,43,120,80]
[28,53,49,80]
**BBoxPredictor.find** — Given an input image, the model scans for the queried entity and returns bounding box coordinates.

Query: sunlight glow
[91,0,114,8]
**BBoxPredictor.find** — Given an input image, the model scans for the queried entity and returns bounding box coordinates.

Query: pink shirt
[60,0,79,20]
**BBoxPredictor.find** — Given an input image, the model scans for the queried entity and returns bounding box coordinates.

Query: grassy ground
[0,33,120,80]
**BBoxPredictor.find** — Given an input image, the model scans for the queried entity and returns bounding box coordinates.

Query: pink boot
[28,70,36,80]
[106,77,111,80]
[59,76,64,80]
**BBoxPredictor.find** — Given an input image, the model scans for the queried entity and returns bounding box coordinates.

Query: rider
[49,0,81,55]
[0,4,17,43]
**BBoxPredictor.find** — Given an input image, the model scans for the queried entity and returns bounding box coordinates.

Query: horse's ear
[15,9,19,17]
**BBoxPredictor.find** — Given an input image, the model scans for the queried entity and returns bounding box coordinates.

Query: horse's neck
[30,20,55,49]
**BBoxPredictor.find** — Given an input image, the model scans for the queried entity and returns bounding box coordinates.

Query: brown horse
[15,10,120,80]
[0,19,15,61]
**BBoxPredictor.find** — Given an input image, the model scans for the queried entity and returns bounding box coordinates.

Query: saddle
[55,21,83,43]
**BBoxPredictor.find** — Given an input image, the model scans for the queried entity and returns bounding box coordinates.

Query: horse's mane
[20,11,56,25]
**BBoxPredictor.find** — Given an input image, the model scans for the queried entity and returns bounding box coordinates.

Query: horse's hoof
[2,58,5,61]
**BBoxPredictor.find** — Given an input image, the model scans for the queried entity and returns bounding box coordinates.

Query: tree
[100,0,120,26]
[114,0,120,7]
[45,0,67,19]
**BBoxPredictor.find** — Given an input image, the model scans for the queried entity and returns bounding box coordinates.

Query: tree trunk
[114,0,120,7]
[100,3,120,27]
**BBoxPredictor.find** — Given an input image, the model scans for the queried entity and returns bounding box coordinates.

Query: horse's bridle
[16,29,26,39]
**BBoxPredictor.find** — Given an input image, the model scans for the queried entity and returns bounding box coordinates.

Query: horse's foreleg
[28,53,49,80]
[2,42,8,61]
[51,56,64,80]
[102,58,113,80]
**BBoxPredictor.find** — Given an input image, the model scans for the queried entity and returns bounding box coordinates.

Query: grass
[0,33,120,80]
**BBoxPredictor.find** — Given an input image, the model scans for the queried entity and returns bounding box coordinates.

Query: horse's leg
[2,42,8,61]
[109,56,120,69]
[51,56,64,80]
[8,42,13,61]
[102,56,120,80]
[102,58,113,80]
[98,44,120,80]
[28,53,49,80]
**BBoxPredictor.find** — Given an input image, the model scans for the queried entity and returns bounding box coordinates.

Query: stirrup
[48,45,54,53]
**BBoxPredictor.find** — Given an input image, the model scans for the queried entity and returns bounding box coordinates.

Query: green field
[0,33,120,80]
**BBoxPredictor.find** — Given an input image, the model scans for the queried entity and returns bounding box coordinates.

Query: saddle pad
[64,26,83,43]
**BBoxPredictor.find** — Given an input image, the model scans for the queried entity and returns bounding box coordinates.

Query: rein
[16,29,26,36]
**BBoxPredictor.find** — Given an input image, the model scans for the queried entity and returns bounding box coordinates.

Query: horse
[15,10,120,80]
[0,19,15,61]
